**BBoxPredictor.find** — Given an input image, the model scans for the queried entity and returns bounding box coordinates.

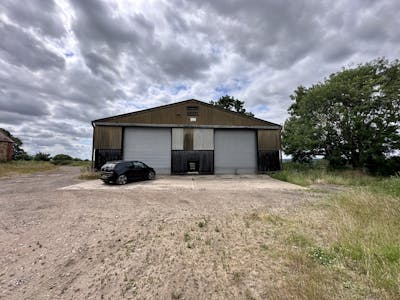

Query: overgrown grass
[271,161,378,186]
[78,166,100,180]
[0,160,57,177]
[52,160,91,167]
[271,162,400,298]
[329,189,400,296]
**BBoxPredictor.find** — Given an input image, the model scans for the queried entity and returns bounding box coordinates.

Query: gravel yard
[0,167,315,299]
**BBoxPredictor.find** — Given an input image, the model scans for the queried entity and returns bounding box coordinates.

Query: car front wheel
[148,171,155,180]
[116,174,128,185]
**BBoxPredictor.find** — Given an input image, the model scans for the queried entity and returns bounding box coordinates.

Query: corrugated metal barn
[91,99,282,174]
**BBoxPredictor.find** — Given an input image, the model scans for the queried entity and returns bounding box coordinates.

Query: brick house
[0,131,14,161]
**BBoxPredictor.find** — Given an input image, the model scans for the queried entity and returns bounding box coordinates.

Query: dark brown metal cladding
[257,129,282,171]
[93,100,281,128]
[93,126,122,149]
[183,128,193,150]
[171,150,214,174]
[94,149,122,170]
[258,150,281,172]
[257,129,281,150]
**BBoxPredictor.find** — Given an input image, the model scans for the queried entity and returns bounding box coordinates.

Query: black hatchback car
[100,160,156,184]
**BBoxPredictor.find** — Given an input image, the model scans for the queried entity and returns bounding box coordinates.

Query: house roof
[92,99,281,129]
[0,131,14,143]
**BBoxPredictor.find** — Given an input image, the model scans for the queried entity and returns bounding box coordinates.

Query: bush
[79,166,99,180]
[365,156,400,176]
[33,152,51,161]
[52,154,73,161]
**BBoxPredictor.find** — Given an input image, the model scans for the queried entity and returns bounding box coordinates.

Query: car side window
[133,162,145,169]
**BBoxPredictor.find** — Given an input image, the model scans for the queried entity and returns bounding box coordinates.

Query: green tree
[0,128,29,160]
[283,58,400,173]
[210,95,254,117]
[34,152,51,161]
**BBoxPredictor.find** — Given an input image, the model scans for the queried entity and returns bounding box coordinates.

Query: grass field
[0,161,57,177]
[270,162,400,298]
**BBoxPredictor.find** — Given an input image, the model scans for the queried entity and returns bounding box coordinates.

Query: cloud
[0,0,66,38]
[0,22,65,71]
[0,0,398,158]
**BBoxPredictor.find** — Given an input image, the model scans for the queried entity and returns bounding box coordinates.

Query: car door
[133,162,147,179]
[124,162,136,180]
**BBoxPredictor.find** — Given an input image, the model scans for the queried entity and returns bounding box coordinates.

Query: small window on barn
[186,106,199,116]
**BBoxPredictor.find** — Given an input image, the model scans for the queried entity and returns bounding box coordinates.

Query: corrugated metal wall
[193,129,214,150]
[257,129,280,150]
[172,128,214,151]
[123,128,171,174]
[214,130,257,174]
[257,129,281,172]
[97,100,277,127]
[93,125,281,174]
[172,128,184,150]
[171,128,214,174]
[94,126,122,149]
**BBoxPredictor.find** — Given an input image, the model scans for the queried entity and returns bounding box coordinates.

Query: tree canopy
[282,58,400,173]
[210,95,254,117]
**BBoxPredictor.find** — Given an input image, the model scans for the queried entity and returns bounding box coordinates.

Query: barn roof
[0,131,14,143]
[92,99,281,129]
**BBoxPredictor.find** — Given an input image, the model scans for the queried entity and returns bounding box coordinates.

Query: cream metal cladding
[172,128,184,150]
[172,128,214,150]
[193,129,214,150]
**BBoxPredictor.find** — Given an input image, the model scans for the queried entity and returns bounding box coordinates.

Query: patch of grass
[197,218,208,228]
[309,247,336,265]
[287,232,313,248]
[183,232,191,242]
[272,167,375,187]
[78,166,100,180]
[271,161,376,187]
[0,160,57,177]
[232,271,243,284]
[270,163,400,297]
[52,160,91,167]
[329,189,400,295]
[370,176,400,197]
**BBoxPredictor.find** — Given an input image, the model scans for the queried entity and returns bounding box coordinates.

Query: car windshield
[102,163,116,169]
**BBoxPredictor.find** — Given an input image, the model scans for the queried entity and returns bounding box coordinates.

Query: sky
[0,0,399,159]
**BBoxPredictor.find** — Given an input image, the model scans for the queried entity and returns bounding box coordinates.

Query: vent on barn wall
[186,106,199,116]
[187,106,199,122]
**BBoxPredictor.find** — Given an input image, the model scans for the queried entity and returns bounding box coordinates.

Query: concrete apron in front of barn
[60,175,305,191]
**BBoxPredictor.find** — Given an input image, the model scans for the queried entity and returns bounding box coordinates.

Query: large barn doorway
[214,129,257,174]
[123,127,171,174]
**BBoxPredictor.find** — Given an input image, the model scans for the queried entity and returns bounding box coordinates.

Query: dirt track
[0,167,315,299]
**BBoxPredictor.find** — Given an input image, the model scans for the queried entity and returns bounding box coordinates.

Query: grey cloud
[0,22,65,71]
[69,0,213,81]
[321,36,354,62]
[0,0,66,38]
[83,51,120,79]
[156,43,215,79]
[0,88,49,116]
[69,0,153,78]
[0,111,32,125]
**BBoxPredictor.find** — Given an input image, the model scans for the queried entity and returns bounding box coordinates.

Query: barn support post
[91,122,95,171]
